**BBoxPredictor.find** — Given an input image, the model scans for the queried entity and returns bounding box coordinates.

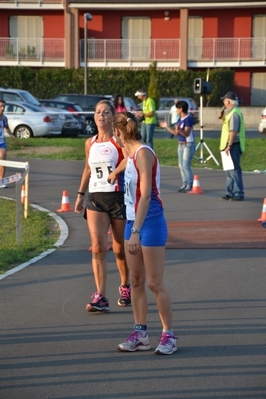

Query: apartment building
[0,0,266,105]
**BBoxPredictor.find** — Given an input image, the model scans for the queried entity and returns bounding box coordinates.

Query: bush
[0,65,234,106]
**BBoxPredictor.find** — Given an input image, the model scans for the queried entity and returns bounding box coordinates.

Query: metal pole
[16,182,22,245]
[84,13,92,95]
[84,15,88,95]
[200,95,203,161]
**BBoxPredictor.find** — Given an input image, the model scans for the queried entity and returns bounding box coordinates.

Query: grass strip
[0,199,60,274]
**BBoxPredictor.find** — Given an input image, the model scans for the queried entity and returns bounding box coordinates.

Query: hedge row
[0,65,234,106]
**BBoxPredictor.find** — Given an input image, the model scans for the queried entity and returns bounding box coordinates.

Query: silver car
[41,106,81,136]
[157,97,199,125]
[4,101,62,139]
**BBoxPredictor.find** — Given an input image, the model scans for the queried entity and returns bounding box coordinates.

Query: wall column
[64,7,79,68]
[180,8,188,71]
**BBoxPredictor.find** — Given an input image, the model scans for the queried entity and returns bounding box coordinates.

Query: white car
[258,108,266,135]
[4,101,62,139]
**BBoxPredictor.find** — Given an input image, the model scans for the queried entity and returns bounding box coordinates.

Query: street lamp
[84,12,93,95]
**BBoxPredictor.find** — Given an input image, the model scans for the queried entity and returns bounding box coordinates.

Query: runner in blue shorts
[0,100,15,188]
[109,111,177,355]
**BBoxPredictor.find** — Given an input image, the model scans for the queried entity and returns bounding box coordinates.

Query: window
[188,17,203,60]
[252,15,266,59]
[122,17,151,59]
[9,16,43,57]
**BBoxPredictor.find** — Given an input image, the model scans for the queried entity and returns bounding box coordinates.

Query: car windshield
[19,91,41,106]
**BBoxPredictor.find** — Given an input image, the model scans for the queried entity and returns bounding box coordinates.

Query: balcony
[0,38,65,67]
[0,0,63,9]
[188,37,266,67]
[81,37,266,68]
[0,37,265,68]
[80,39,180,68]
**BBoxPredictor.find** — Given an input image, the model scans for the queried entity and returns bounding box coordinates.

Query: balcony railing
[188,37,266,61]
[80,39,180,62]
[0,0,63,4]
[0,37,265,66]
[0,38,65,63]
[80,37,266,65]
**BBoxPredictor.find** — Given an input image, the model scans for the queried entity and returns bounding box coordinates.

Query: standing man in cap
[135,89,156,149]
[219,91,245,201]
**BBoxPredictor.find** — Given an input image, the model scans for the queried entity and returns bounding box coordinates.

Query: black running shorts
[85,191,126,219]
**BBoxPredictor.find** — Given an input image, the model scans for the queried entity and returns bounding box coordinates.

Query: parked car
[39,99,87,135]
[41,106,81,136]
[52,94,106,135]
[258,107,266,135]
[125,96,144,112]
[157,97,199,125]
[0,87,41,107]
[4,101,62,139]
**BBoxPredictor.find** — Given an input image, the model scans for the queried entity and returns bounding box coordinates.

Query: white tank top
[124,144,163,220]
[88,135,125,193]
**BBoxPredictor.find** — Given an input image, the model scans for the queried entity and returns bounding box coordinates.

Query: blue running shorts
[125,213,168,247]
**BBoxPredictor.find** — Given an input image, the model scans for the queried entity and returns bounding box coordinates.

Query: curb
[0,198,69,281]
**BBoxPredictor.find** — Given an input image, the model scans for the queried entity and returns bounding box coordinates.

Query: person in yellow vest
[135,89,156,149]
[219,91,245,201]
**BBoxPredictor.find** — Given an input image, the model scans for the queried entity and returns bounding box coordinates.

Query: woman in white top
[74,100,130,312]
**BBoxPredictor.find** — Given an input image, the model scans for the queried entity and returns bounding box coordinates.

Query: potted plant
[27,45,37,58]
[5,44,15,58]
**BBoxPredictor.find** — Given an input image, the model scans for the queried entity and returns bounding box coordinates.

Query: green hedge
[0,65,234,106]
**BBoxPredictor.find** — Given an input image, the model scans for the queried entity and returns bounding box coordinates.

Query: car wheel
[14,125,33,139]
[85,119,97,136]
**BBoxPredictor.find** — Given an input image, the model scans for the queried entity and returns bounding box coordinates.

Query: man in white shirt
[168,98,179,138]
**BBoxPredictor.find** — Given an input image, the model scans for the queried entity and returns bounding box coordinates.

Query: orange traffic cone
[57,190,74,212]
[188,174,203,194]
[21,184,31,204]
[21,184,26,204]
[258,198,266,222]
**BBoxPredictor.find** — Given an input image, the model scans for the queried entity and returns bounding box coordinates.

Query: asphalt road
[0,159,266,399]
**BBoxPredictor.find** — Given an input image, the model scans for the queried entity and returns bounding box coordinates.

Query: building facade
[0,0,266,105]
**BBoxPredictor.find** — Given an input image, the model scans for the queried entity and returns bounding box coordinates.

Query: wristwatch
[131,227,140,234]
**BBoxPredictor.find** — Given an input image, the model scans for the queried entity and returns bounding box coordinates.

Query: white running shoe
[155,333,177,355]
[0,185,7,189]
[118,331,150,352]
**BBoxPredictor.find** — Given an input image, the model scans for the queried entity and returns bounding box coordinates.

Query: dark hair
[113,94,125,109]
[0,100,6,105]
[176,100,188,113]
[113,112,142,141]
[95,99,115,116]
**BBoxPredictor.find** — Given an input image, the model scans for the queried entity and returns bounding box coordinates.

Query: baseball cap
[135,89,146,96]
[220,91,238,101]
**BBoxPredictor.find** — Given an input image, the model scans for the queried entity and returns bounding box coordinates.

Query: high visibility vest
[219,107,245,152]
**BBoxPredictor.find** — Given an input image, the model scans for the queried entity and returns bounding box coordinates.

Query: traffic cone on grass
[21,184,26,204]
[57,190,74,212]
[21,184,31,204]
[188,174,203,194]
[258,198,266,222]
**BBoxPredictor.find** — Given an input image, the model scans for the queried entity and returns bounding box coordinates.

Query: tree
[148,61,160,108]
